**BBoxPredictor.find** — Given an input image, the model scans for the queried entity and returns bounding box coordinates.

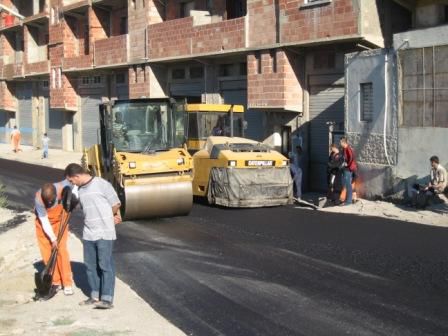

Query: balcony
[148,16,246,60]
[2,62,23,79]
[62,0,90,13]
[63,54,93,71]
[94,34,127,67]
[0,14,21,32]
[24,60,50,76]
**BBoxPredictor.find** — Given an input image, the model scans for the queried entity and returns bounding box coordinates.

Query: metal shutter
[81,95,101,149]
[309,85,345,191]
[170,82,203,98]
[17,83,33,146]
[48,108,64,149]
[0,111,7,143]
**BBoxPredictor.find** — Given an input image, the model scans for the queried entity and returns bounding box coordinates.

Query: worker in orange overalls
[35,180,74,297]
[10,125,21,153]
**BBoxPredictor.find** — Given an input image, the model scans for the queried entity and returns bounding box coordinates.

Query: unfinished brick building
[0,0,411,190]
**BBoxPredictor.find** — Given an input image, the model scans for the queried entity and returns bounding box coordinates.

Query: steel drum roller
[122,181,192,220]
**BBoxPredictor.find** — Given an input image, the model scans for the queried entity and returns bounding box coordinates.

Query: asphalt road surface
[1,158,447,336]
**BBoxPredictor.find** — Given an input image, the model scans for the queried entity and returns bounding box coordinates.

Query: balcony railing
[24,60,50,76]
[148,16,246,60]
[94,34,128,67]
[2,62,23,79]
[63,54,93,70]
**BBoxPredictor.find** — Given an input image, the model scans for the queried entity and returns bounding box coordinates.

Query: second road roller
[82,98,193,220]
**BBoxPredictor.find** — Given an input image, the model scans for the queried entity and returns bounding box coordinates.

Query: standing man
[10,126,21,153]
[339,137,357,205]
[289,145,303,201]
[327,143,343,202]
[35,181,74,298]
[64,163,121,309]
[42,133,50,159]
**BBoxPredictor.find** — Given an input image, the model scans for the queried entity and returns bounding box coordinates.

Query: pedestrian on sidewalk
[338,137,358,205]
[327,143,343,203]
[42,133,50,159]
[35,180,74,299]
[10,126,21,153]
[64,163,121,309]
[289,145,303,201]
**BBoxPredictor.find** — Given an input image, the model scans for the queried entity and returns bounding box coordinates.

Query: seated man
[426,155,447,194]
[410,155,447,207]
[112,111,129,148]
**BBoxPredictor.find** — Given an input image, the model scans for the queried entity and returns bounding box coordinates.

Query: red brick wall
[148,16,245,59]
[128,64,150,99]
[90,7,108,42]
[111,7,127,36]
[25,60,50,75]
[0,81,16,112]
[247,0,277,47]
[128,0,149,61]
[247,49,303,110]
[94,35,127,66]
[63,54,92,69]
[280,0,359,43]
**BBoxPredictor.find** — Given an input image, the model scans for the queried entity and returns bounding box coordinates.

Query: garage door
[309,85,345,191]
[0,111,7,143]
[48,108,64,149]
[170,82,203,99]
[17,83,33,146]
[81,95,101,149]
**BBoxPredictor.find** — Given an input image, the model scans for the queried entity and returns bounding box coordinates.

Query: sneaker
[94,300,113,309]
[79,298,99,306]
[63,286,74,296]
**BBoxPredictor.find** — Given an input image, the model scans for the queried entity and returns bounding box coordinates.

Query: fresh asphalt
[1,158,447,336]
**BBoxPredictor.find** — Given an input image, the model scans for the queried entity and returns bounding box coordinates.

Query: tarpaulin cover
[208,167,293,207]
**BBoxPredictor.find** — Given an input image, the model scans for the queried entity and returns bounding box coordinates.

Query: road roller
[82,98,193,220]
[192,136,293,207]
[185,103,245,153]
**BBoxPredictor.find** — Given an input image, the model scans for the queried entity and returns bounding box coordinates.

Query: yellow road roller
[186,103,245,153]
[82,98,193,220]
[192,136,293,207]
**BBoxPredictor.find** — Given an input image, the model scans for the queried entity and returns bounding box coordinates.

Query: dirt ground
[309,194,448,227]
[0,208,185,336]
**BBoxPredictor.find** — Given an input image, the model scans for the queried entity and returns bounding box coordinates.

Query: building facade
[345,0,448,198]
[0,0,407,191]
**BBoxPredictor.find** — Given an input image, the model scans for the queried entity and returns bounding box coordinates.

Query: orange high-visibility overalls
[11,129,21,152]
[35,183,73,287]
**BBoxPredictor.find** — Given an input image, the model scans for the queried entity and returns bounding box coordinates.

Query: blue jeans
[42,146,48,158]
[83,239,115,303]
[342,169,353,204]
[290,165,302,199]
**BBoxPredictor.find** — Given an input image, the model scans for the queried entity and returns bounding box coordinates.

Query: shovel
[34,186,78,300]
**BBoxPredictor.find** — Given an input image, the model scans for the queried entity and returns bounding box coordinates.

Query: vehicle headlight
[177,158,185,165]
[228,160,237,167]
[282,160,289,166]
[129,161,136,169]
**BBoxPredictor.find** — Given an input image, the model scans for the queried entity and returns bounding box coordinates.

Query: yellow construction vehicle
[185,103,245,153]
[192,136,293,207]
[82,98,193,220]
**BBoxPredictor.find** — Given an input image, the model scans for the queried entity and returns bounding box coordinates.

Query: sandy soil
[317,195,448,227]
[0,208,185,336]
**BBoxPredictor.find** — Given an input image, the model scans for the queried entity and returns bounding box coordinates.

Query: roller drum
[122,181,193,220]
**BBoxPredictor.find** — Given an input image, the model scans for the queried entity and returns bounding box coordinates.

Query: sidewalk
[0,207,185,336]
[0,143,82,170]
[0,144,186,335]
